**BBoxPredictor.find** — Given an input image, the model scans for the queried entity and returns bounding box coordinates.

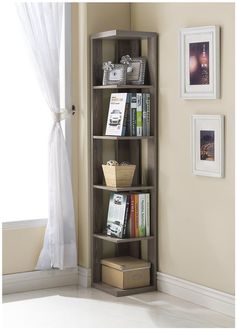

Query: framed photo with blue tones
[192,115,224,177]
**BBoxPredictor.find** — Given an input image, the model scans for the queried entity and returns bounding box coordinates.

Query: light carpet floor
[2,285,235,328]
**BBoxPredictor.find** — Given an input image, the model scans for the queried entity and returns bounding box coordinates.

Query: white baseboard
[157,272,235,317]
[78,266,91,288]
[3,268,234,318]
[3,266,91,295]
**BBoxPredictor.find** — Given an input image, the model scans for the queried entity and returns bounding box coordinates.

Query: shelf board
[92,282,156,297]
[93,233,154,243]
[93,185,154,192]
[91,30,157,40]
[93,136,154,140]
[93,85,152,89]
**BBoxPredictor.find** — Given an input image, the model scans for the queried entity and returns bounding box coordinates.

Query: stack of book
[105,93,151,137]
[106,192,150,239]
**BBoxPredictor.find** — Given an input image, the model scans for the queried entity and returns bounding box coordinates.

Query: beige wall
[131,2,235,294]
[2,227,45,274]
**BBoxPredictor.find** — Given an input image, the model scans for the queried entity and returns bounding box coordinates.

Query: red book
[134,194,139,237]
[129,194,135,238]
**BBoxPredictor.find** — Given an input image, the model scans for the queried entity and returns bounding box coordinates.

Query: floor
[2,285,235,328]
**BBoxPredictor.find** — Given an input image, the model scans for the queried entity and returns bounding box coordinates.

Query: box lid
[101,256,150,271]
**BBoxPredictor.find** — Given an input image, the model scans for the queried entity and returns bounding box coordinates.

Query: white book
[145,193,150,236]
[105,93,127,136]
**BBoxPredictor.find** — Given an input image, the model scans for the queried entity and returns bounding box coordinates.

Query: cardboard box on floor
[101,256,150,290]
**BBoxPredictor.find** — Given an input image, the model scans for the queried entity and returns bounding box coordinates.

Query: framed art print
[192,115,224,177]
[180,26,220,99]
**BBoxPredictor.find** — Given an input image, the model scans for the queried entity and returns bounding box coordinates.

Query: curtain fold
[16,3,77,270]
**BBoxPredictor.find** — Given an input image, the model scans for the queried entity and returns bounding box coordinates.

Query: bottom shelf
[92,282,156,297]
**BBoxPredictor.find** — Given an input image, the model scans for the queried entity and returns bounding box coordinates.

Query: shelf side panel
[147,36,157,289]
[92,39,103,86]
[93,237,103,283]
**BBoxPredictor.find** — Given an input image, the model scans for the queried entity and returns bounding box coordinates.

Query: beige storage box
[101,256,150,289]
[102,165,136,187]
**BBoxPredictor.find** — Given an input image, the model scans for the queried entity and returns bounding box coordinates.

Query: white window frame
[2,3,72,230]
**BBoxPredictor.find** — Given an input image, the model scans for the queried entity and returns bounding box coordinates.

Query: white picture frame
[126,57,146,85]
[180,26,220,99]
[103,64,127,86]
[192,115,224,177]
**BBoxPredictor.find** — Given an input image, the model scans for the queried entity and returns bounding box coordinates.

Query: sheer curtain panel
[16,3,77,270]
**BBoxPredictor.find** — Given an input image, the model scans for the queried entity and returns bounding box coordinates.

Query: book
[105,93,128,136]
[130,93,137,136]
[138,194,146,237]
[142,94,147,136]
[127,217,131,238]
[106,193,128,238]
[145,193,150,236]
[146,93,151,136]
[123,93,131,136]
[122,194,130,237]
[134,194,139,237]
[129,194,135,238]
[136,93,142,136]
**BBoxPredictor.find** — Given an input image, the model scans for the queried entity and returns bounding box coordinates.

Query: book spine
[146,93,151,136]
[122,93,130,136]
[122,194,130,237]
[130,93,137,136]
[126,93,131,136]
[127,217,131,238]
[134,194,139,237]
[129,194,135,238]
[136,93,142,136]
[145,193,150,236]
[142,93,147,136]
[138,194,146,237]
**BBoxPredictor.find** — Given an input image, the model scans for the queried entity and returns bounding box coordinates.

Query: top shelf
[91,29,157,40]
[93,85,152,90]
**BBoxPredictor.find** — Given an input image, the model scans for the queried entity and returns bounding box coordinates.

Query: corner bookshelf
[90,30,157,297]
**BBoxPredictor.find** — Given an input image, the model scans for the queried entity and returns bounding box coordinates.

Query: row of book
[106,192,150,239]
[105,93,151,137]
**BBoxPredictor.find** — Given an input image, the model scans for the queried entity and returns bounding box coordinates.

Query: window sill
[2,219,47,230]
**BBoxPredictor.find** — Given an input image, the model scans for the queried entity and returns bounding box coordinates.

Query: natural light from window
[0,3,58,222]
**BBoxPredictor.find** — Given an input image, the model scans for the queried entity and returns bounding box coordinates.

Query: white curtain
[16,3,77,270]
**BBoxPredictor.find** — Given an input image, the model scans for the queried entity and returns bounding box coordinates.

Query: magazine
[106,193,128,238]
[105,93,128,136]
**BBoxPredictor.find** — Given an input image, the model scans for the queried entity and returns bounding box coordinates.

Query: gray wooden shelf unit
[90,29,157,297]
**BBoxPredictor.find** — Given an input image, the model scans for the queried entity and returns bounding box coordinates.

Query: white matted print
[180,26,220,99]
[192,115,224,177]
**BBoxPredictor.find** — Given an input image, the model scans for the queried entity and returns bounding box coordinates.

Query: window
[0,3,71,223]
